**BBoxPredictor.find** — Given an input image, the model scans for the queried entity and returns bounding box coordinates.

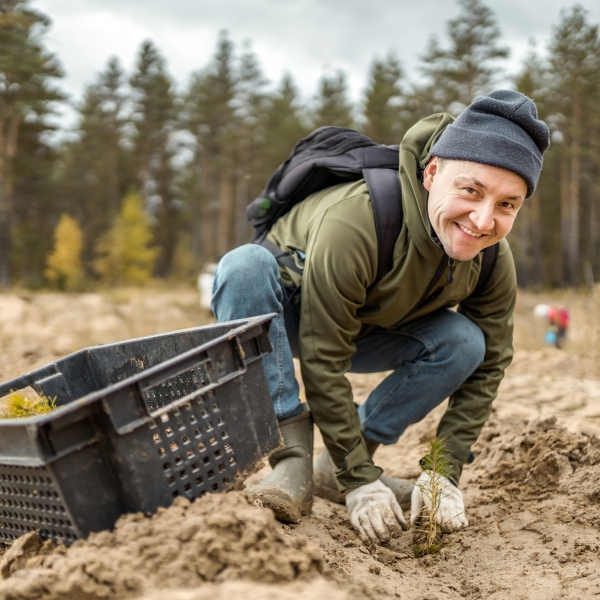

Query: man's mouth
[456,223,483,238]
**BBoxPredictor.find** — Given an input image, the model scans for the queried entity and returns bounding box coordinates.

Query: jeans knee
[212,244,283,321]
[449,313,486,370]
[213,244,279,292]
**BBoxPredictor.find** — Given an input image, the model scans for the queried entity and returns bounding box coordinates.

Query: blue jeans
[212,244,486,444]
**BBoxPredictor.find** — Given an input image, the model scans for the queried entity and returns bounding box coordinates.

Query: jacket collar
[398,113,455,258]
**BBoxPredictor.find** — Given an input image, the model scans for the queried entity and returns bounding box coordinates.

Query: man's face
[423,158,527,261]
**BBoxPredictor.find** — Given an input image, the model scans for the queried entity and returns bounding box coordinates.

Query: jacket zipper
[404,254,452,321]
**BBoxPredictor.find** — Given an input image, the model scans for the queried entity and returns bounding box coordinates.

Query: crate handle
[33,373,73,406]
[146,378,228,419]
[39,414,99,459]
[145,362,250,419]
[204,338,247,384]
[138,342,248,417]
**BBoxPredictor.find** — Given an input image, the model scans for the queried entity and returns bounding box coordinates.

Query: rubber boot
[313,437,414,511]
[245,408,313,524]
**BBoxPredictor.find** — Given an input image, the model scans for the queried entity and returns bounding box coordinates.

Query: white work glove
[410,472,469,531]
[346,479,409,545]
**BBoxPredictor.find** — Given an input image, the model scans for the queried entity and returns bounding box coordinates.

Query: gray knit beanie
[430,90,550,198]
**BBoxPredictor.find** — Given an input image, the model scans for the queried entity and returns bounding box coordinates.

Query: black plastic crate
[0,314,279,545]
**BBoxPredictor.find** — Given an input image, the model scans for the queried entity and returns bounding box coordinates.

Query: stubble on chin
[442,239,486,262]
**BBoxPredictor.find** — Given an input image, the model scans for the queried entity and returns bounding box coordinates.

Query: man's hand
[410,472,469,531]
[346,479,409,545]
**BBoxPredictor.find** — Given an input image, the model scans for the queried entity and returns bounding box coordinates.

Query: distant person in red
[534,304,570,348]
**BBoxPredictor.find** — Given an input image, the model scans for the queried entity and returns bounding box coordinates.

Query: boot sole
[246,487,314,523]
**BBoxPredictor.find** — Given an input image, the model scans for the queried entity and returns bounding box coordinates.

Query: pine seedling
[0,390,57,419]
[414,437,452,557]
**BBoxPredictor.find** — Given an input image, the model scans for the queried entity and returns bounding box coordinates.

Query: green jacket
[267,113,517,489]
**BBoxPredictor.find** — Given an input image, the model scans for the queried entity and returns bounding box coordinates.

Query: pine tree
[11,117,60,288]
[420,0,509,113]
[55,57,131,272]
[231,44,269,249]
[547,6,600,286]
[0,0,62,287]
[130,40,178,277]
[586,53,600,288]
[511,43,550,288]
[312,71,354,129]
[94,191,157,286]
[45,214,84,290]
[95,57,129,216]
[262,74,309,174]
[362,53,403,144]
[390,83,440,141]
[183,32,237,262]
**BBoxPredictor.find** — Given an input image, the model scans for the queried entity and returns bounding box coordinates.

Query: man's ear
[422,157,438,192]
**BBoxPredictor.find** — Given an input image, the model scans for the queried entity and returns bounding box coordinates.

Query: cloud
[31,0,600,123]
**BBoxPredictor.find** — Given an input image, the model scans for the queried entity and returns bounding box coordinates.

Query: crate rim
[0,313,276,428]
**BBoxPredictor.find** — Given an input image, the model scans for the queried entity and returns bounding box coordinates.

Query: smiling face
[423,158,527,261]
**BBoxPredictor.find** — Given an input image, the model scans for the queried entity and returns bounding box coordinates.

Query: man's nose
[470,202,495,232]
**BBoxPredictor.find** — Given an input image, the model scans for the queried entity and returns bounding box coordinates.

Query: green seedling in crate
[0,387,57,419]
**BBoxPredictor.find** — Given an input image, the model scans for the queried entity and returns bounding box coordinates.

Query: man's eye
[464,187,476,194]
[500,201,514,209]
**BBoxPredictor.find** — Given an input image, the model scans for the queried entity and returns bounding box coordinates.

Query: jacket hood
[398,113,455,257]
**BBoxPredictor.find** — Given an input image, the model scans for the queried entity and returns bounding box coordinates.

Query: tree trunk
[216,150,234,259]
[517,200,531,286]
[0,108,20,288]
[191,163,204,262]
[0,181,10,288]
[559,141,570,287]
[206,146,221,263]
[530,191,544,290]
[235,172,251,248]
[0,124,8,288]
[107,130,120,217]
[234,132,253,249]
[568,99,582,286]
[155,152,173,277]
[588,136,600,285]
[199,154,208,262]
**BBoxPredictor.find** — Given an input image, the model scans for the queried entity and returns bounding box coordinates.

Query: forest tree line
[1,0,599,289]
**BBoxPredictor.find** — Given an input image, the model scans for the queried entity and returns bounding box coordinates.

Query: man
[212,90,550,545]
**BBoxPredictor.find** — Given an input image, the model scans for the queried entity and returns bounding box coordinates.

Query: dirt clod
[0,531,55,579]
[0,492,325,600]
[473,414,600,517]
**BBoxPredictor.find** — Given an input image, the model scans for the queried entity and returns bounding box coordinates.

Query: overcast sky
[31,0,600,128]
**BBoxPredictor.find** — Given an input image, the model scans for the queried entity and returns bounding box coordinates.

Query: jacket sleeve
[438,240,517,485]
[298,193,383,491]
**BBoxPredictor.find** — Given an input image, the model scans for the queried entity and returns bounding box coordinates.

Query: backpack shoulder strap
[248,128,401,242]
[258,167,403,284]
[470,242,500,298]
[363,168,403,283]
[260,238,303,275]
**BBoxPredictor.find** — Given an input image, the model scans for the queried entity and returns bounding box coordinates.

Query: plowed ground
[1,288,600,600]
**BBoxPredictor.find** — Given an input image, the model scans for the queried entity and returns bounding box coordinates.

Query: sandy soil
[1,288,600,599]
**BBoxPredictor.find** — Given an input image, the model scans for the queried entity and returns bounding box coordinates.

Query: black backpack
[247,126,498,297]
